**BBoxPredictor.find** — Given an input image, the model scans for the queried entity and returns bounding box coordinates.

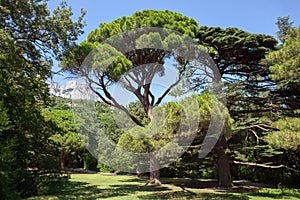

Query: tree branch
[248,129,260,144]
[80,69,144,127]
[232,161,300,174]
[154,61,188,107]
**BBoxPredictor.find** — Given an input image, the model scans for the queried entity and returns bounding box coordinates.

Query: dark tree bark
[215,134,232,187]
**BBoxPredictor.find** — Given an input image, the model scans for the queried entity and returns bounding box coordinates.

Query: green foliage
[0,101,10,131]
[0,102,18,200]
[61,11,213,180]
[61,10,200,85]
[267,26,300,82]
[260,25,300,111]
[116,94,232,177]
[0,0,85,198]
[60,10,204,129]
[51,97,72,110]
[229,115,300,186]
[96,102,124,143]
[126,101,149,126]
[60,41,95,73]
[265,26,300,111]
[265,117,300,150]
[248,23,300,186]
[117,97,192,155]
[170,94,232,179]
[87,10,199,43]
[197,26,278,119]
[97,162,115,173]
[197,26,277,78]
[198,23,295,186]
[42,108,85,167]
[118,126,153,153]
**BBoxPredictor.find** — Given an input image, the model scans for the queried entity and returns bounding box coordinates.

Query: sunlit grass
[26,174,300,200]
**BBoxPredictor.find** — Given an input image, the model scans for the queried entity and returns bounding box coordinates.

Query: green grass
[26,174,300,200]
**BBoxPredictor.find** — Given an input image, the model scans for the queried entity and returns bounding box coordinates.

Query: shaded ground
[163,178,276,193]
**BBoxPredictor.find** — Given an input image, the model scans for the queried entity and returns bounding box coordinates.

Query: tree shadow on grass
[139,191,250,200]
[37,176,171,199]
[96,184,172,199]
[163,179,219,189]
[48,181,104,200]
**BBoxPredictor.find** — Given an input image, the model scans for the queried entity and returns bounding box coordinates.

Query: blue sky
[48,0,300,84]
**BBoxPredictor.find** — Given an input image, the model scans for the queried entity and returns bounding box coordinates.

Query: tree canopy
[87,10,199,43]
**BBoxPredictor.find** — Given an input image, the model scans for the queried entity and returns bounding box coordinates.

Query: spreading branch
[233,161,300,174]
[79,68,145,127]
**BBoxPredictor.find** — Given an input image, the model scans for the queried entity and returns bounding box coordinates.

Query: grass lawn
[27,174,300,200]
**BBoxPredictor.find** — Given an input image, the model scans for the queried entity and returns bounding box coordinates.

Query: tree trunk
[60,149,65,169]
[215,134,232,187]
[216,146,231,187]
[146,105,162,185]
[149,152,161,185]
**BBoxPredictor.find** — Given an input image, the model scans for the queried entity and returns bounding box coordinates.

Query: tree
[263,26,300,111]
[116,99,191,179]
[200,22,300,185]
[196,26,278,186]
[0,0,85,198]
[0,70,61,197]
[196,27,278,144]
[61,10,213,185]
[42,108,85,169]
[275,16,294,43]
[258,24,300,185]
[115,94,232,186]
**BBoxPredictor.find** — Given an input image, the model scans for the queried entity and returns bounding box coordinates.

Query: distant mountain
[47,81,99,101]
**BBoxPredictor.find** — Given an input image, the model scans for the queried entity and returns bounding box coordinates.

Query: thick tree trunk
[215,134,232,187]
[216,146,231,187]
[149,152,161,185]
